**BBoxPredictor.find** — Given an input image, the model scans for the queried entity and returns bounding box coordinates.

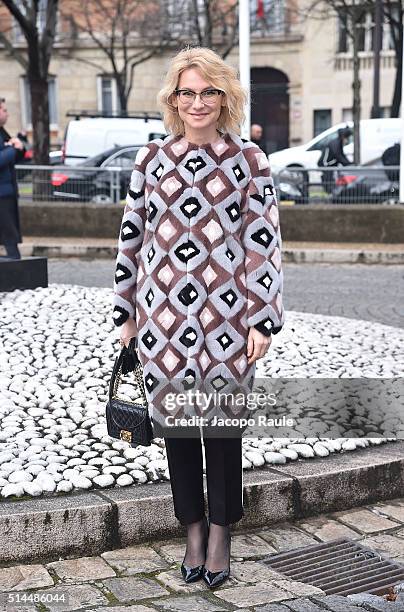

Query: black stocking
[204,522,230,572]
[183,516,208,567]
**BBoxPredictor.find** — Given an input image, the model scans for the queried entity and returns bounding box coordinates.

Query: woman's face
[171,67,226,134]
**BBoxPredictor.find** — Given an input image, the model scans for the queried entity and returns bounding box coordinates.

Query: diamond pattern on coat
[185,156,207,174]
[180,197,202,219]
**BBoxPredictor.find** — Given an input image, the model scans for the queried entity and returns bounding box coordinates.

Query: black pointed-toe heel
[202,526,231,588]
[202,565,230,588]
[180,562,205,583]
[180,516,209,583]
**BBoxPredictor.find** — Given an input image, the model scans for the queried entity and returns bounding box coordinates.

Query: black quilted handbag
[106,337,153,447]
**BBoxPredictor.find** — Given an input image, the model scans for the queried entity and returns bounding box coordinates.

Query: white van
[62,113,166,165]
[268,118,401,173]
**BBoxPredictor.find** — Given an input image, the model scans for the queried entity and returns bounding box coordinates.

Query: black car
[50,145,141,203]
[331,158,399,204]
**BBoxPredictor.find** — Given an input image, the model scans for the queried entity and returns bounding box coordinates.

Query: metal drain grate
[263,537,404,597]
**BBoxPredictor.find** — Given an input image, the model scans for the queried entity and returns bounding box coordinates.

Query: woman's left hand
[246,328,272,365]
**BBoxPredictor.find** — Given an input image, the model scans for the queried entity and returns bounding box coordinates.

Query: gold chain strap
[112,348,148,407]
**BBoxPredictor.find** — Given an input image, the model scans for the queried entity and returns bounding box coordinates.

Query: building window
[251,0,286,37]
[20,76,58,128]
[342,107,353,122]
[313,109,332,137]
[97,76,121,114]
[382,12,396,51]
[338,13,348,53]
[13,0,48,42]
[337,8,394,54]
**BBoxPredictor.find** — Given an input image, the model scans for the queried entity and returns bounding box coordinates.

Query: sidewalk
[6,237,404,264]
[1,495,404,611]
[1,443,404,612]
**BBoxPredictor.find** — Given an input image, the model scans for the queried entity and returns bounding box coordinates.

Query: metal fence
[16,164,124,204]
[274,165,400,205]
[16,164,401,206]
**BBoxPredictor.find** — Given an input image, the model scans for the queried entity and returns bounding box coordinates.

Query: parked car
[273,167,307,204]
[62,111,166,165]
[50,145,141,203]
[21,148,63,165]
[331,158,399,204]
[268,118,401,176]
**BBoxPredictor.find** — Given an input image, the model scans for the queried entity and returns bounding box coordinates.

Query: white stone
[116,474,134,486]
[279,448,299,460]
[129,469,148,484]
[342,439,358,451]
[264,451,287,464]
[313,442,330,457]
[244,451,265,467]
[71,476,92,489]
[287,443,315,458]
[123,447,143,460]
[35,473,56,492]
[2,483,25,497]
[93,474,115,487]
[22,481,43,496]
[56,480,74,493]
[8,470,33,484]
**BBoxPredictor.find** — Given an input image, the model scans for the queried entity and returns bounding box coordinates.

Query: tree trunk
[391,23,403,117]
[117,76,128,113]
[29,76,50,165]
[28,42,52,200]
[352,5,361,165]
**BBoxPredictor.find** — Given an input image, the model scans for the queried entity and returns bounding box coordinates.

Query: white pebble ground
[0,284,401,500]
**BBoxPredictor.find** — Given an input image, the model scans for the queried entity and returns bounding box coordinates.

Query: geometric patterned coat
[112,130,285,433]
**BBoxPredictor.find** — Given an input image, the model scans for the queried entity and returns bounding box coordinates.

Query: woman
[112,46,284,588]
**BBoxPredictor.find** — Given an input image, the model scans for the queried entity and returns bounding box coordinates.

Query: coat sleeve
[112,145,150,327]
[0,144,17,169]
[240,144,285,336]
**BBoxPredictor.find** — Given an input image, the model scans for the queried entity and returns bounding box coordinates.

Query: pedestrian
[112,46,284,588]
[0,97,25,260]
[381,142,400,182]
[318,126,353,194]
[250,122,267,155]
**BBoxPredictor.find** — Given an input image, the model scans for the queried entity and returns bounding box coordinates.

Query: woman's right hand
[120,317,138,348]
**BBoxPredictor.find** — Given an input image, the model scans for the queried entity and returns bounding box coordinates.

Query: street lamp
[239,0,251,139]
[400,11,404,203]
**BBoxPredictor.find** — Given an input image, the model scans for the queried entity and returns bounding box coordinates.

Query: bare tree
[63,0,239,113]
[62,0,181,112]
[0,0,59,164]
[188,0,238,59]
[294,0,375,164]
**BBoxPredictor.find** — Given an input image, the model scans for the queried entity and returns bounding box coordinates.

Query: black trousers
[0,196,21,257]
[164,429,244,526]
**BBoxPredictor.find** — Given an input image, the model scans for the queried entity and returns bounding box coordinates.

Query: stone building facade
[0,0,398,154]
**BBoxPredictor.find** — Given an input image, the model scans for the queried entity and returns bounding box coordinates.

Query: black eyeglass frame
[173,88,225,100]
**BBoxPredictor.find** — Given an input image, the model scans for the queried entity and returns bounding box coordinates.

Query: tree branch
[0,29,28,69]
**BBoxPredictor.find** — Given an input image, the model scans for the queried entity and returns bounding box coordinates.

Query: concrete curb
[282,248,404,265]
[0,441,403,564]
[14,243,404,264]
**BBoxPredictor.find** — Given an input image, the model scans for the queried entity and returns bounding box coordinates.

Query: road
[48,260,404,329]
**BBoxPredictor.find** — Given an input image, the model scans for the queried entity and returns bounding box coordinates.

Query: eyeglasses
[174,88,224,105]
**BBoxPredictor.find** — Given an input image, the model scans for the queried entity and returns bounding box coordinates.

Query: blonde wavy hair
[157,46,247,136]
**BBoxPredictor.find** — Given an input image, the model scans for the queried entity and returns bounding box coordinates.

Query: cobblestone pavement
[1,497,404,611]
[47,261,404,329]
